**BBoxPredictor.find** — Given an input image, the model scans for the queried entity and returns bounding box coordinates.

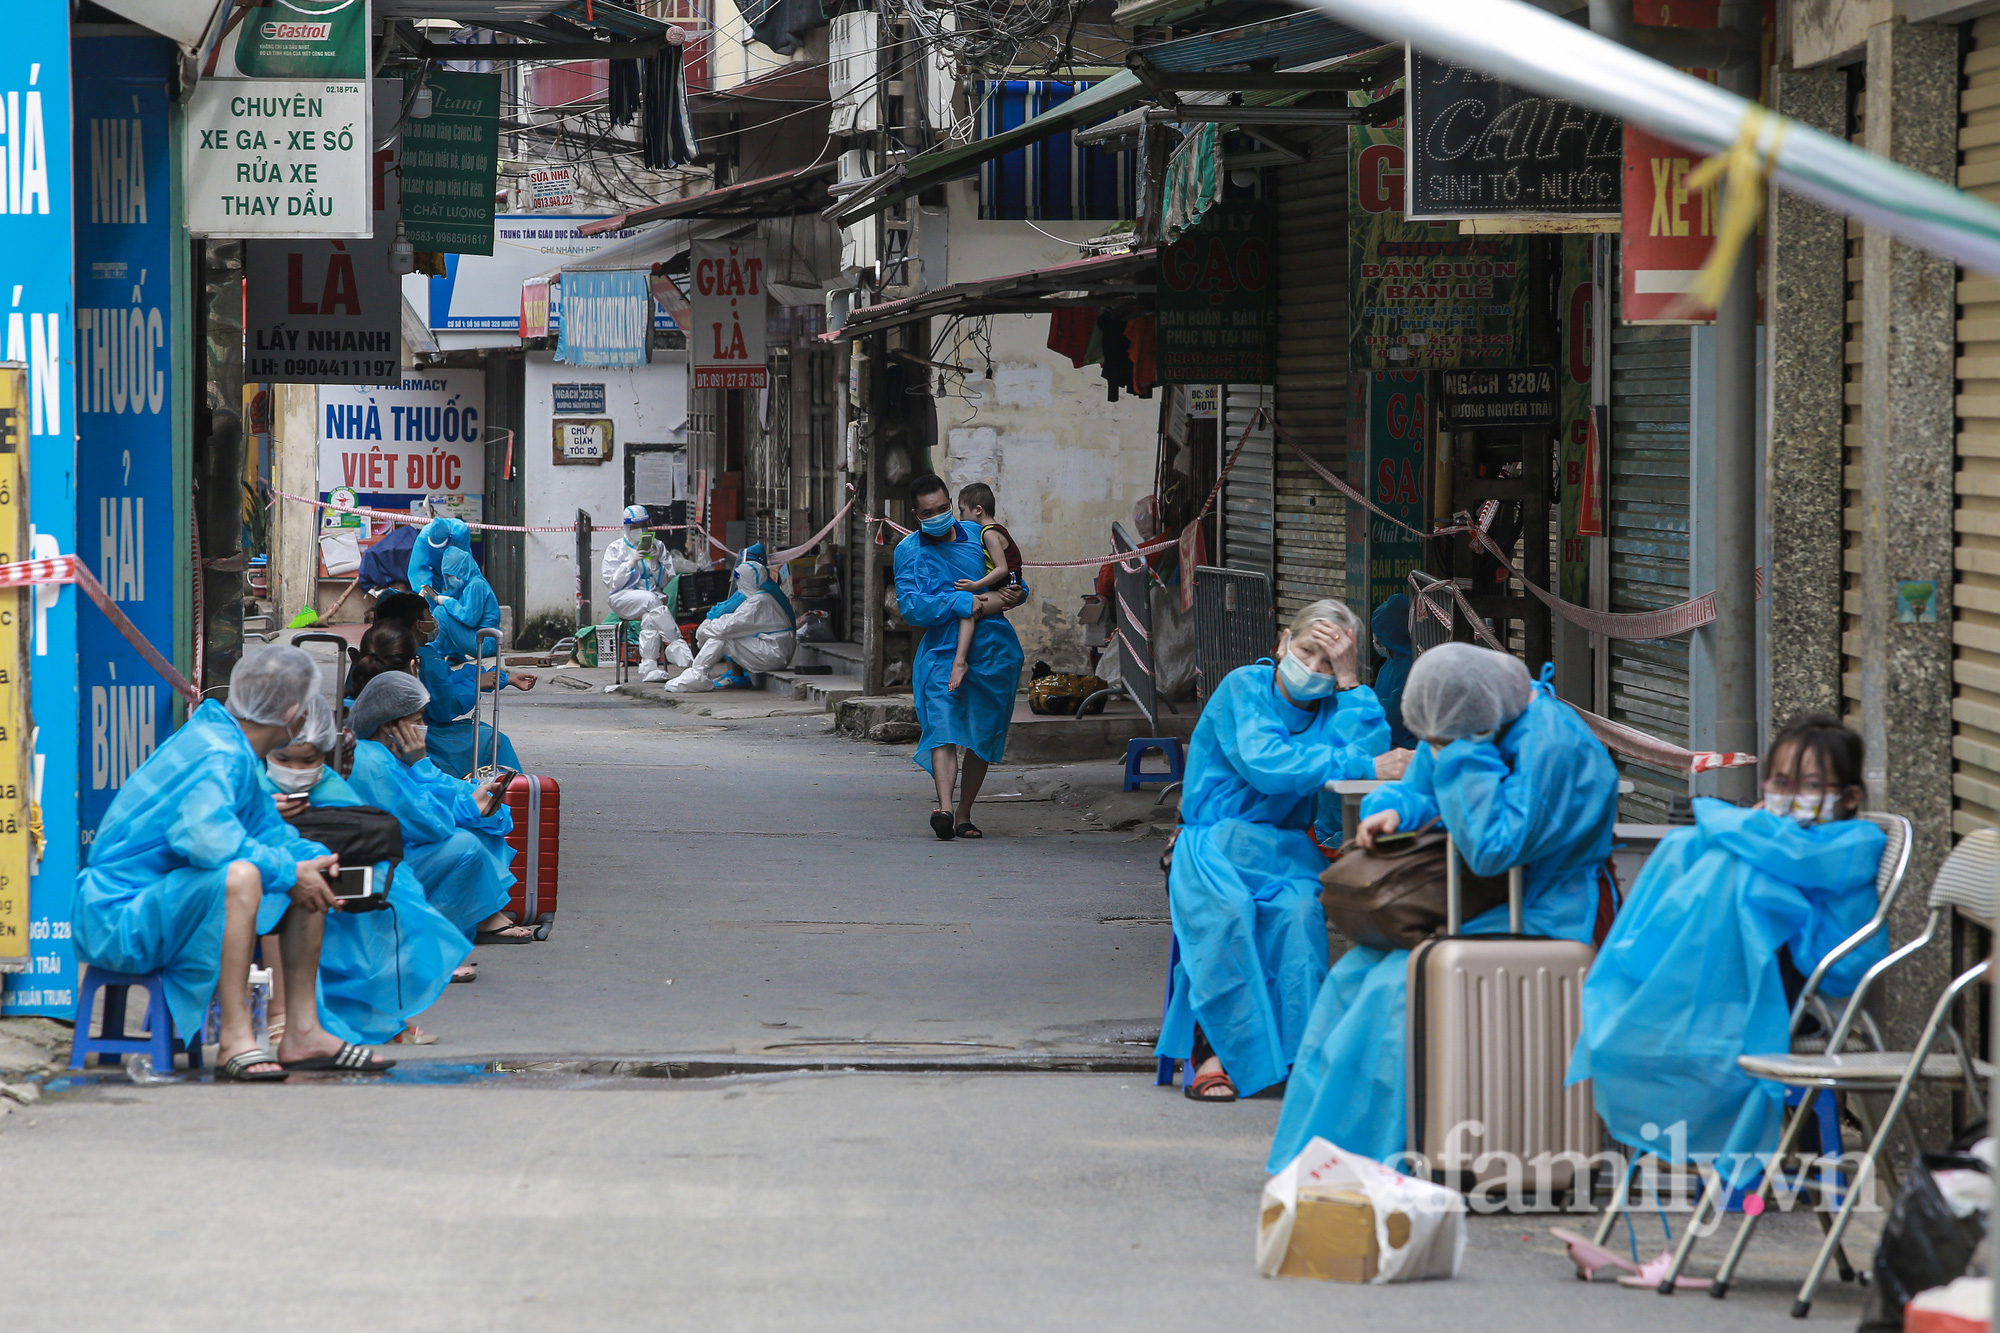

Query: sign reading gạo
[185,81,371,237]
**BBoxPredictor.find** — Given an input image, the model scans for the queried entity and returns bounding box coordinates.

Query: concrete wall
[271,384,320,623]
[521,350,689,622]
[933,184,1161,672]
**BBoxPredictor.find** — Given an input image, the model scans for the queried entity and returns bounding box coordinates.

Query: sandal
[451,964,478,984]
[929,809,956,841]
[474,925,535,944]
[1183,1067,1237,1102]
[955,822,983,839]
[1549,1228,1641,1282]
[279,1042,396,1073]
[218,1049,288,1082]
[391,1023,438,1045]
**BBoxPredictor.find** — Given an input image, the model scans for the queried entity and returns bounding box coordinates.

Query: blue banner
[0,8,76,1018]
[556,269,651,368]
[74,39,178,909]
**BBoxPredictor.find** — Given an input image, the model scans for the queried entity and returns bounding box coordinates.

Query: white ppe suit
[664,562,798,692]
[600,535,694,682]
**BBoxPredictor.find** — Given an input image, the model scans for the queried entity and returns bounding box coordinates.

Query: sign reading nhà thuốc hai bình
[401,70,501,255]
[1404,50,1621,219]
[1154,201,1276,385]
[691,240,768,389]
[184,81,371,237]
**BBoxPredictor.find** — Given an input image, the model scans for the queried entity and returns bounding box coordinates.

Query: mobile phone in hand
[1372,830,1418,852]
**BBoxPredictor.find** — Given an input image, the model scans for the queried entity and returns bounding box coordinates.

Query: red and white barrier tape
[1565,701,1758,773]
[0,555,199,705]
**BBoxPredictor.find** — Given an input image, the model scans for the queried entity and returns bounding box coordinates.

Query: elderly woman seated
[260,693,475,1044]
[1267,643,1618,1168]
[71,647,394,1081]
[342,672,528,944]
[1155,599,1408,1104]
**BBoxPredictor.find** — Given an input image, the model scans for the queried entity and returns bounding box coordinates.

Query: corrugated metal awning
[580,164,837,236]
[826,249,1156,340]
[1135,11,1381,72]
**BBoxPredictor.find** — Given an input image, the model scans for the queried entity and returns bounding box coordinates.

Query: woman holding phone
[262,694,472,1044]
[1155,600,1408,1104]
[343,672,528,945]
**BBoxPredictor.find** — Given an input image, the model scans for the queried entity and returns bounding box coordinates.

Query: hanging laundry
[1125,314,1157,396]
[1047,306,1097,369]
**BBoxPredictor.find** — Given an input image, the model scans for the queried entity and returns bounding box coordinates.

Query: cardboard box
[1265,1187,1383,1282]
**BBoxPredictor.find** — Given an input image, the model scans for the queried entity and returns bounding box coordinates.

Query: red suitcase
[476,629,559,939]
[502,774,559,939]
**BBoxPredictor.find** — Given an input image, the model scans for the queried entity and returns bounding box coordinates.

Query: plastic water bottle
[247,966,273,1051]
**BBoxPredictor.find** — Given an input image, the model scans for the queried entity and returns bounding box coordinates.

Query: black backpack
[284,805,404,906]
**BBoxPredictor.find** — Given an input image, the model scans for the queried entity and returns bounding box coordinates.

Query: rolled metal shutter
[1608,323,1691,821]
[1273,157,1348,619]
[1222,383,1275,581]
[1955,19,2000,835]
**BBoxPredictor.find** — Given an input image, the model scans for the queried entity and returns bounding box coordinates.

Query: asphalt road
[0,681,1884,1330]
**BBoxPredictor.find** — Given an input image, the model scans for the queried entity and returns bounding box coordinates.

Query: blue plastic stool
[68,967,202,1071]
[1123,737,1185,792]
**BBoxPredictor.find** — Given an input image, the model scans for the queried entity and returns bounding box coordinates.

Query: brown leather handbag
[1318,822,1511,952]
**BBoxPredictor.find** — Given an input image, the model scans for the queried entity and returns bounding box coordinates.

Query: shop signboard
[1344,370,1429,625]
[0,6,76,1018]
[1155,200,1276,385]
[0,368,29,975]
[1558,237,1595,601]
[1349,118,1530,369]
[1621,122,1717,324]
[1405,51,1621,219]
[557,269,651,368]
[407,215,646,330]
[1436,365,1557,428]
[185,79,371,237]
[691,239,768,389]
[316,370,486,525]
[74,36,181,949]
[401,70,501,255]
[244,79,402,383]
[209,0,369,79]
[528,166,576,210]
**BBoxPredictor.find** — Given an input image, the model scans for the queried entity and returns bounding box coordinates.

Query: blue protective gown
[344,738,515,938]
[416,642,520,779]
[893,520,1026,773]
[428,546,502,659]
[257,768,472,1044]
[1570,800,1887,1179]
[358,523,418,594]
[1267,683,1619,1169]
[406,516,472,597]
[1155,664,1390,1097]
[1370,595,1416,751]
[72,700,331,1046]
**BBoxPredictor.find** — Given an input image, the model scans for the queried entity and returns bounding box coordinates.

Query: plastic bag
[1907,1276,1991,1333]
[1258,1137,1466,1283]
[1858,1151,1989,1333]
[797,610,834,643]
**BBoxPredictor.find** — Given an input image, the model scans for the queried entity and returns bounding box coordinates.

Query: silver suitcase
[1406,838,1597,1195]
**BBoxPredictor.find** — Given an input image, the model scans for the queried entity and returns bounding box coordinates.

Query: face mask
[1277,650,1338,701]
[919,511,957,537]
[267,758,323,794]
[1763,791,1840,825]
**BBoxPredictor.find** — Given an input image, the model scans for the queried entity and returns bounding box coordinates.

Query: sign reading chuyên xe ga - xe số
[1154,200,1275,385]
[185,80,372,237]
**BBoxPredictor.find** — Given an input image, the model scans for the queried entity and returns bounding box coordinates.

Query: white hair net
[293,692,340,756]
[1401,643,1534,742]
[225,646,320,728]
[348,671,430,742]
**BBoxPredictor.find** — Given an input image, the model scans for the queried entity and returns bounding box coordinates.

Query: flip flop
[218,1049,288,1082]
[451,964,478,984]
[930,809,956,840]
[955,822,983,839]
[474,925,535,944]
[1183,1068,1237,1102]
[1549,1228,1641,1281]
[1616,1251,1713,1292]
[279,1042,396,1073]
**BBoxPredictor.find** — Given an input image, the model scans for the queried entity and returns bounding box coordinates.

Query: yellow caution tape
[1679,105,1788,311]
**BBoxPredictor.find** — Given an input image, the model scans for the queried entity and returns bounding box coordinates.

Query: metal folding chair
[1691,823,1998,1316]
[1589,814,1913,1273]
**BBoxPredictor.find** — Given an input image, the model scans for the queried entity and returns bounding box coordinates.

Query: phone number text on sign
[185,81,370,237]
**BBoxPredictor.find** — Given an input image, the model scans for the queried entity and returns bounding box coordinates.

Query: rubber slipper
[930,809,956,840]
[280,1042,396,1073]
[218,1049,288,1082]
[1183,1068,1237,1102]
[474,926,535,944]
[450,964,478,984]
[955,822,983,839]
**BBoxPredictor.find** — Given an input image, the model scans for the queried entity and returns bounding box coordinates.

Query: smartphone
[331,865,374,901]
[490,768,519,789]
[1371,830,1419,853]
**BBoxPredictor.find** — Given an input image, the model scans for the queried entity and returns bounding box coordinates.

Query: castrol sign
[690,239,767,390]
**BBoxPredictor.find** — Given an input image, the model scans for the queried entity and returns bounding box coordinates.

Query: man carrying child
[892,474,1028,841]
